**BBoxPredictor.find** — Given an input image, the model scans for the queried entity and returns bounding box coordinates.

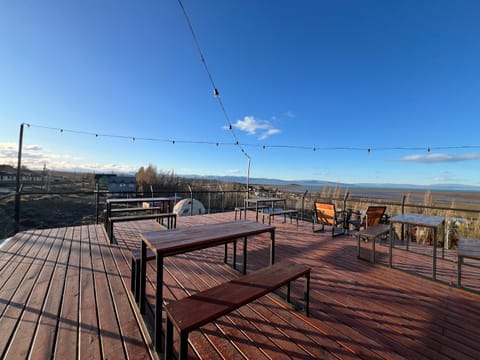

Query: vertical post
[14,123,24,234]
[207,191,211,214]
[220,185,225,212]
[246,157,251,200]
[343,191,350,231]
[302,190,308,221]
[155,254,164,352]
[188,184,193,216]
[343,191,349,211]
[95,182,100,224]
[401,195,406,241]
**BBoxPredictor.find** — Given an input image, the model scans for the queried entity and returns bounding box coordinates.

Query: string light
[24,123,480,153]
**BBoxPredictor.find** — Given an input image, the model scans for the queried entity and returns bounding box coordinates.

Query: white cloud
[227,169,241,175]
[0,142,137,173]
[395,153,480,163]
[230,116,280,140]
[259,128,281,140]
[433,170,460,183]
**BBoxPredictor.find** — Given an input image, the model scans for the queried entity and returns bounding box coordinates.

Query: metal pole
[401,194,406,241]
[188,184,193,216]
[246,157,251,200]
[14,123,25,234]
[95,182,100,224]
[302,190,308,221]
[219,185,225,213]
[208,191,211,214]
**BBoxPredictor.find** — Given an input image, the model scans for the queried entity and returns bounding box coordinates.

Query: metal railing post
[95,182,100,224]
[301,190,308,221]
[14,123,25,234]
[188,185,193,216]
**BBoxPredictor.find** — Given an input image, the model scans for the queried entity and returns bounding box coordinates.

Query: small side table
[357,224,390,263]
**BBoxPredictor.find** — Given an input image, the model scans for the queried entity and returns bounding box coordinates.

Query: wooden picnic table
[244,197,286,222]
[105,196,180,215]
[139,220,276,352]
[389,213,445,281]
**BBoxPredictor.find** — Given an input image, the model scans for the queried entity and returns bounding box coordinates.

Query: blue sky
[1,1,480,186]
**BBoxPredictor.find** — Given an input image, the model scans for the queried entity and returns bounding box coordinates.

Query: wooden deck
[1,212,480,359]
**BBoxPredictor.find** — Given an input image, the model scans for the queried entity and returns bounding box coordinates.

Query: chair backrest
[364,206,386,227]
[314,202,337,226]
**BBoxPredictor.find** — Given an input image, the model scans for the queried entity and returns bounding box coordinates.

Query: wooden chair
[348,206,387,231]
[312,202,346,237]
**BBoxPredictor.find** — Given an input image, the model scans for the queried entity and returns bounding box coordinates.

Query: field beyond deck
[1,212,480,359]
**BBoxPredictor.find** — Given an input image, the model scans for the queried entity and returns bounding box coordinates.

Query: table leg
[356,234,361,258]
[139,241,147,313]
[304,271,310,316]
[223,243,228,264]
[233,240,237,270]
[433,227,437,281]
[442,221,445,259]
[458,256,462,286]
[243,237,247,275]
[165,316,173,359]
[406,225,410,252]
[255,203,259,222]
[270,230,275,264]
[372,236,376,263]
[389,223,393,268]
[155,255,164,352]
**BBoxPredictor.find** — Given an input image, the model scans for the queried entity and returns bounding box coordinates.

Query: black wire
[177,0,250,160]
[24,123,480,153]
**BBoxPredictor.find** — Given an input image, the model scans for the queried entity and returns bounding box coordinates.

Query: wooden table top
[390,213,445,227]
[106,196,180,204]
[357,224,390,237]
[458,237,480,259]
[142,221,275,256]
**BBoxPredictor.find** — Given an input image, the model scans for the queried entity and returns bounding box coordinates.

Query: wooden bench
[457,237,480,286]
[356,224,390,263]
[130,248,156,302]
[110,206,164,214]
[234,205,269,220]
[164,261,311,360]
[263,209,299,226]
[106,213,177,243]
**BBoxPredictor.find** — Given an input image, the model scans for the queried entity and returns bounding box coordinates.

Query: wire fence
[1,187,479,245]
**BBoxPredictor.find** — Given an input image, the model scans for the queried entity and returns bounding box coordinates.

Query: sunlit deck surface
[1,211,480,359]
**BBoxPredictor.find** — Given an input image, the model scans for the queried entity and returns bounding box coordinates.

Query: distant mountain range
[184,174,480,192]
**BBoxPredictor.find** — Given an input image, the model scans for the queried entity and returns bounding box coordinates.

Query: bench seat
[164,261,310,360]
[457,237,480,286]
[110,206,164,213]
[263,209,298,226]
[106,213,177,243]
[234,205,269,220]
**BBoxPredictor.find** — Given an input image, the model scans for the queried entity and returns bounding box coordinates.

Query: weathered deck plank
[0,224,156,360]
[54,226,81,358]
[1,211,480,359]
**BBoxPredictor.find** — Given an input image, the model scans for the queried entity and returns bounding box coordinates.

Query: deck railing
[1,188,479,242]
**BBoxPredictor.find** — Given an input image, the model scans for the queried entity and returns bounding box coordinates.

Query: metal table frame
[139,221,276,352]
[244,197,286,222]
[389,213,445,280]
